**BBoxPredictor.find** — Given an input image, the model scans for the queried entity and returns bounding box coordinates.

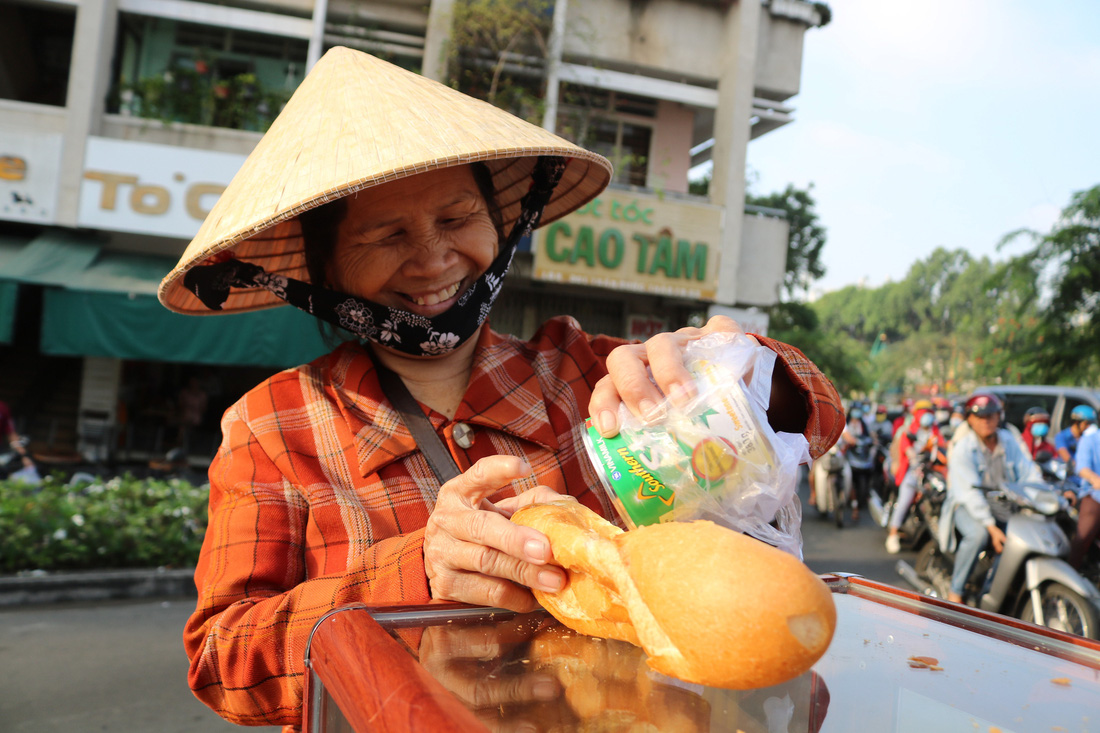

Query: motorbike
[845,434,878,516]
[813,443,851,528]
[897,480,1100,640]
[868,458,947,553]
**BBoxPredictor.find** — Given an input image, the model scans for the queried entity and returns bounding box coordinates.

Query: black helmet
[965,392,1003,417]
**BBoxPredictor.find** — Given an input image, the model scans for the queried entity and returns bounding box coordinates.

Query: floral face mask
[183,157,567,357]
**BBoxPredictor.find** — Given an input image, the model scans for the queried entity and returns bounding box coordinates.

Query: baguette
[511,499,836,690]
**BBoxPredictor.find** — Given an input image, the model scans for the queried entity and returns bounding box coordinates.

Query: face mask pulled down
[183,157,567,357]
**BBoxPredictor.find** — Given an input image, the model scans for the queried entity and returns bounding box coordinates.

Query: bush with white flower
[0,474,209,573]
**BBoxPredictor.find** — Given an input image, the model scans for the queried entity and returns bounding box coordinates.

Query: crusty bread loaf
[511,499,836,690]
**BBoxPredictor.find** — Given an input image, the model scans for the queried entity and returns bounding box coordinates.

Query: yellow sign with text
[533,190,722,300]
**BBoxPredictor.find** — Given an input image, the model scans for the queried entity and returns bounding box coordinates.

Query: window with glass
[0,1,75,107]
[109,15,308,132]
[556,84,655,188]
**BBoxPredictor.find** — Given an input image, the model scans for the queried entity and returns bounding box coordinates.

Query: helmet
[876,404,888,414]
[912,399,934,413]
[965,392,1003,417]
[903,398,915,411]
[1070,405,1098,423]
[1023,407,1051,425]
[932,397,951,410]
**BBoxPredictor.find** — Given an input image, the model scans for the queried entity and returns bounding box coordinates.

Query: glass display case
[303,574,1100,732]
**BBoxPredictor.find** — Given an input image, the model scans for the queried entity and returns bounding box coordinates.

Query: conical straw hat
[159,46,612,314]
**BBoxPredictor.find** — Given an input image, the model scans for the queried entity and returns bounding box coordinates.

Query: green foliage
[447,0,552,123]
[999,184,1100,383]
[765,302,869,397]
[747,184,827,298]
[118,65,289,132]
[0,474,208,573]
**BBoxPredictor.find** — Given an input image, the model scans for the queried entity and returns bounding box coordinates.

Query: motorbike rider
[1055,405,1095,468]
[811,404,859,516]
[886,400,946,554]
[872,404,894,444]
[1021,407,1056,460]
[932,397,952,431]
[844,404,875,520]
[1065,405,1100,570]
[942,401,966,442]
[892,397,915,437]
[940,392,1043,604]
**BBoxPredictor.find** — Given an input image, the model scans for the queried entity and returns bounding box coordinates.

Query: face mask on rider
[919,412,934,428]
[949,415,963,428]
[1032,422,1050,438]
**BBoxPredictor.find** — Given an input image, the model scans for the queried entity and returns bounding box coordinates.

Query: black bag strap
[372,357,461,485]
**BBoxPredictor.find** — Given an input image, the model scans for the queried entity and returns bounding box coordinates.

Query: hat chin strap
[184,156,567,357]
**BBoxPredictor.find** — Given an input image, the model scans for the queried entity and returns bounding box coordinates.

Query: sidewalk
[0,567,196,606]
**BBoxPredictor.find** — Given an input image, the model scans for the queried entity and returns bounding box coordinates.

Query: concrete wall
[0,101,68,134]
[101,116,263,156]
[648,100,694,194]
[563,0,726,82]
[327,0,429,27]
[736,213,789,305]
[754,11,808,101]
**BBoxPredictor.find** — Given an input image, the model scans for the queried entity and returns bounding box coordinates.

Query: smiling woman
[158,46,844,729]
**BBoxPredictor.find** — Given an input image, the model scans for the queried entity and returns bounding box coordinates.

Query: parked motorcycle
[897,481,1100,640]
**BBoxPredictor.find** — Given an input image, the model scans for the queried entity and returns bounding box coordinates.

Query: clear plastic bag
[583,331,811,558]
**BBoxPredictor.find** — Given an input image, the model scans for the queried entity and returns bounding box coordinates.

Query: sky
[742,0,1100,296]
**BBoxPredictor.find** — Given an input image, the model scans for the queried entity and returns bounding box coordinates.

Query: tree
[747,184,827,299]
[447,0,552,123]
[764,302,868,397]
[1000,184,1100,383]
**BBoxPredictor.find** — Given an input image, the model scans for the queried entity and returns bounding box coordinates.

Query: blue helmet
[1070,405,1097,423]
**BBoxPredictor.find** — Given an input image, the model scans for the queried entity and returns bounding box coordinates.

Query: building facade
[0,0,824,463]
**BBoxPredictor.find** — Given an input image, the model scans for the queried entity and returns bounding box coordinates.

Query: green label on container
[583,418,676,526]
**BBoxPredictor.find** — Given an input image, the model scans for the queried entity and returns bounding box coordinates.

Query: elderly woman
[159,48,842,728]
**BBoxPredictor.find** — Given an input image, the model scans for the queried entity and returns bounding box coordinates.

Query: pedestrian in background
[1,400,33,469]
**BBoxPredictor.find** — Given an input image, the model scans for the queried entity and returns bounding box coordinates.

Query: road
[1,480,914,733]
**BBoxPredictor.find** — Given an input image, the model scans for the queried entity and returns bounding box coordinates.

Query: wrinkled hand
[424,455,569,612]
[987,524,1007,553]
[419,614,565,731]
[589,315,757,437]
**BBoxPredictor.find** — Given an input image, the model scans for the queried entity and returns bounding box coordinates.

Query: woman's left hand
[588,315,757,437]
[424,455,568,612]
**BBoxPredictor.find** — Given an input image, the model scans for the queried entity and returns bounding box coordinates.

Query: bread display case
[302,574,1100,732]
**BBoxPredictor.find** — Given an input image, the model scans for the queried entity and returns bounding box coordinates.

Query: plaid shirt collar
[326,326,561,478]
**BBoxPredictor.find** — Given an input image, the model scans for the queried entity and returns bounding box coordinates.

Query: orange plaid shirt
[183,316,842,728]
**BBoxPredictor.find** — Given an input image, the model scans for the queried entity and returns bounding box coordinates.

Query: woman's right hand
[424,455,568,612]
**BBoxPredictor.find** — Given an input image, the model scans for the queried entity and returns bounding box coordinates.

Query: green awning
[2,229,333,367]
[42,289,332,367]
[0,230,164,295]
[0,234,34,344]
[0,280,17,344]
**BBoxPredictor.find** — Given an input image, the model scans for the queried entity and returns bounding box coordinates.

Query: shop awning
[1,230,165,296]
[0,234,33,344]
[1,230,332,367]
